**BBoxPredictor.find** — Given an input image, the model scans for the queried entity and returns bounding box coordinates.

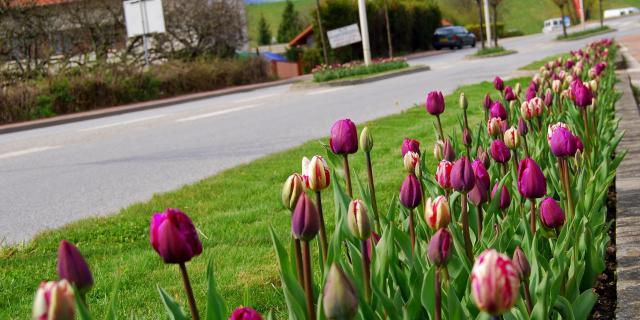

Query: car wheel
[457,42,463,49]
[471,40,476,48]
[434,45,441,50]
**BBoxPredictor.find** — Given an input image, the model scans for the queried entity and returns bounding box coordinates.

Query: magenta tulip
[573,81,593,108]
[451,157,475,192]
[490,139,511,164]
[426,91,445,115]
[493,77,504,91]
[442,139,456,162]
[57,240,93,292]
[291,193,320,241]
[400,174,423,209]
[329,119,358,154]
[490,101,507,120]
[504,86,516,101]
[574,135,584,154]
[491,182,511,209]
[540,197,565,229]
[150,208,203,264]
[518,118,528,136]
[549,127,577,158]
[525,86,536,102]
[401,138,421,156]
[229,307,263,320]
[428,228,453,266]
[517,158,547,199]
[483,93,493,110]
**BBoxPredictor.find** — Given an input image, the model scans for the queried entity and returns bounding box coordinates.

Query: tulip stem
[409,208,416,256]
[178,263,200,320]
[529,199,537,234]
[360,240,371,303]
[435,267,442,320]
[524,280,533,314]
[522,133,530,158]
[436,115,445,141]
[293,237,304,284]
[561,158,575,219]
[343,155,353,198]
[476,204,483,241]
[301,241,317,320]
[365,151,382,233]
[461,194,474,262]
[581,109,591,153]
[315,191,328,264]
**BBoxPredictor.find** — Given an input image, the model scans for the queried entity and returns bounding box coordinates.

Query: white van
[542,17,570,34]
[603,7,639,19]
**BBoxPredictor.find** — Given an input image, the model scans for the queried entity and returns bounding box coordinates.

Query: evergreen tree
[258,14,272,45]
[277,0,303,43]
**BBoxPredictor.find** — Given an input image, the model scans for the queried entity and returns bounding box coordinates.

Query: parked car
[433,26,476,50]
[542,17,571,33]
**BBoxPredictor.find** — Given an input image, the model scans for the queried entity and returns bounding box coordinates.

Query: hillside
[245,0,315,46]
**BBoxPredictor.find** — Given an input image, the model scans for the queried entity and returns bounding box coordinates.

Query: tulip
[517,158,546,199]
[401,138,421,156]
[490,101,507,120]
[573,81,593,108]
[517,118,528,136]
[525,86,536,102]
[426,91,445,115]
[574,135,584,154]
[347,200,371,240]
[520,101,534,120]
[451,157,475,192]
[490,139,511,164]
[549,127,577,158]
[512,246,533,313]
[435,160,453,190]
[428,228,453,266]
[547,122,569,141]
[493,77,504,92]
[282,173,304,211]
[329,119,358,155]
[544,89,553,107]
[57,240,93,294]
[362,129,380,233]
[150,208,202,264]
[442,139,456,162]
[425,196,451,230]
[303,156,331,191]
[291,194,320,241]
[487,117,503,137]
[504,86,516,101]
[460,92,468,109]
[323,263,358,320]
[229,307,263,320]
[492,182,511,210]
[483,94,493,110]
[400,174,422,209]
[32,280,75,320]
[433,140,444,161]
[530,97,544,117]
[362,232,381,263]
[552,79,561,93]
[468,161,489,201]
[503,126,520,150]
[470,249,520,316]
[477,146,490,169]
[463,128,472,147]
[540,197,565,229]
[403,151,420,173]
[359,126,373,152]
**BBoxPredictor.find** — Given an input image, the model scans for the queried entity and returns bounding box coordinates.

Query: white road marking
[233,93,279,103]
[176,104,262,122]
[78,114,168,132]
[307,87,348,95]
[0,146,61,160]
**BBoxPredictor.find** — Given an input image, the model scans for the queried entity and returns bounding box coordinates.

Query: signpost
[327,24,362,49]
[123,0,166,65]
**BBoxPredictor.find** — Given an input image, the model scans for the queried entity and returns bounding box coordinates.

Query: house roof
[288,25,314,47]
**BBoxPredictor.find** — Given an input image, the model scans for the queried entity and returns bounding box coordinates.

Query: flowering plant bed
[469,46,518,59]
[311,58,409,83]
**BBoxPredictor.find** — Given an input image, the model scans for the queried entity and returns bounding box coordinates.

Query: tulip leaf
[419,265,436,320]
[269,228,308,320]
[572,290,597,320]
[74,288,94,320]
[157,286,187,320]
[447,283,464,320]
[206,259,227,320]
[552,296,575,320]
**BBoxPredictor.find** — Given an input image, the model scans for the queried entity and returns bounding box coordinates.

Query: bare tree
[475,0,485,49]
[489,0,502,47]
[552,0,568,37]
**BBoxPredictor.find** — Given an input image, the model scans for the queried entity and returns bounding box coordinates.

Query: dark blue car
[433,26,477,50]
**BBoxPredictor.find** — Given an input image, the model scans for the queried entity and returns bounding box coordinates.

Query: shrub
[312,58,408,82]
[301,48,323,73]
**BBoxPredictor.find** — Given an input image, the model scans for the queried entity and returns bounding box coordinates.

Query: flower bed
[22,39,623,320]
[311,58,409,83]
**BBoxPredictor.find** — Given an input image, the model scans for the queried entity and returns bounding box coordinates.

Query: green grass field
[0,76,531,318]
[245,0,315,46]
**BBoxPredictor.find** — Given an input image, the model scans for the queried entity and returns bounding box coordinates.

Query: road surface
[1,16,639,244]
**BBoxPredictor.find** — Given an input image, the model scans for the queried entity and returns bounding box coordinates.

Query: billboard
[327,24,362,49]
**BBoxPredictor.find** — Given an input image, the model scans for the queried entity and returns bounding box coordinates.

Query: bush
[301,48,323,73]
[312,58,408,82]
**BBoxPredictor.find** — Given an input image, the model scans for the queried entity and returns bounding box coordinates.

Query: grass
[556,25,615,40]
[0,77,530,319]
[245,0,315,46]
[470,46,517,58]
[519,52,571,70]
[312,60,409,82]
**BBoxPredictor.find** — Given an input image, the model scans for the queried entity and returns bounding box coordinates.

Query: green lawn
[245,0,315,46]
[0,77,530,319]
[556,25,615,40]
[519,52,571,70]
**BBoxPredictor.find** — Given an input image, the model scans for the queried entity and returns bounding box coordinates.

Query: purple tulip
[57,240,93,292]
[504,86,516,101]
[540,197,565,229]
[493,77,504,92]
[443,139,456,162]
[426,91,445,115]
[451,157,476,192]
[291,193,320,241]
[400,174,423,209]
[490,139,511,164]
[150,208,203,264]
[323,263,359,319]
[512,246,531,280]
[525,86,536,102]
[401,138,421,156]
[463,128,472,147]
[565,59,575,69]
[483,94,493,110]
[594,62,607,76]
[549,127,577,158]
[544,90,553,107]
[229,307,263,320]
[477,146,490,169]
[573,81,593,108]
[468,161,490,206]
[329,119,359,154]
[490,101,507,120]
[363,232,381,263]
[517,158,547,199]
[574,135,584,154]
[428,228,453,266]
[517,118,528,136]
[491,182,511,209]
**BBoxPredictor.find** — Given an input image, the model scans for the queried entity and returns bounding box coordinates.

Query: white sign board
[123,0,166,38]
[327,24,361,49]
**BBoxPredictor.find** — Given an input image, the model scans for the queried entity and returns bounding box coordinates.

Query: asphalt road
[1,16,639,244]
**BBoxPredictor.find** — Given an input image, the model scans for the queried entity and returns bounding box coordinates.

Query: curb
[0,75,310,135]
[465,49,518,60]
[555,28,616,42]
[290,65,430,90]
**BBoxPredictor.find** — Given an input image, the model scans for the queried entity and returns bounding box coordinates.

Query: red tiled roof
[289,25,314,47]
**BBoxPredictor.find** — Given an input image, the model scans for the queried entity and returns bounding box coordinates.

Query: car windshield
[435,28,453,35]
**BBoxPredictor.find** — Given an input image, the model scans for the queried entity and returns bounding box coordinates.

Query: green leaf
[552,296,575,320]
[206,259,227,320]
[572,290,597,320]
[269,228,308,320]
[447,282,464,320]
[104,281,119,320]
[420,265,436,320]
[157,286,188,320]
[74,290,93,320]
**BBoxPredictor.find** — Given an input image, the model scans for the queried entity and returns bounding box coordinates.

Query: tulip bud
[424,196,450,230]
[463,128,472,147]
[400,174,422,209]
[468,160,490,205]
[517,118,528,136]
[442,139,456,162]
[540,197,565,229]
[575,149,583,168]
[426,91,445,115]
[514,83,521,96]
[549,127,577,158]
[32,280,75,320]
[451,157,475,192]
[525,86,536,102]
[150,208,203,264]
[544,89,553,107]
[504,86,516,101]
[330,119,359,155]
[282,173,304,210]
[547,122,569,141]
[323,263,358,320]
[433,140,444,162]
[347,200,371,240]
[520,101,534,120]
[402,138,421,157]
[483,93,492,110]
[493,76,504,91]
[490,101,507,120]
[503,126,520,150]
[530,97,544,117]
[459,92,468,110]
[435,160,453,190]
[572,81,593,108]
[490,139,511,164]
[477,146,490,169]
[491,182,511,209]
[291,193,320,241]
[230,307,263,320]
[512,246,531,281]
[428,228,453,266]
[305,156,331,191]
[589,79,598,93]
[517,158,547,199]
[403,151,420,173]
[574,135,584,154]
[552,79,561,93]
[57,240,93,293]
[487,117,503,137]
[471,249,520,316]
[359,126,373,153]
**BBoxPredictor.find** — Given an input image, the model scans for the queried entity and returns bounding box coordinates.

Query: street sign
[327,24,361,49]
[123,0,166,38]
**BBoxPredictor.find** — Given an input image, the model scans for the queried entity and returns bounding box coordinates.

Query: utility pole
[483,0,492,48]
[357,0,372,66]
[315,0,329,65]
[579,0,585,30]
